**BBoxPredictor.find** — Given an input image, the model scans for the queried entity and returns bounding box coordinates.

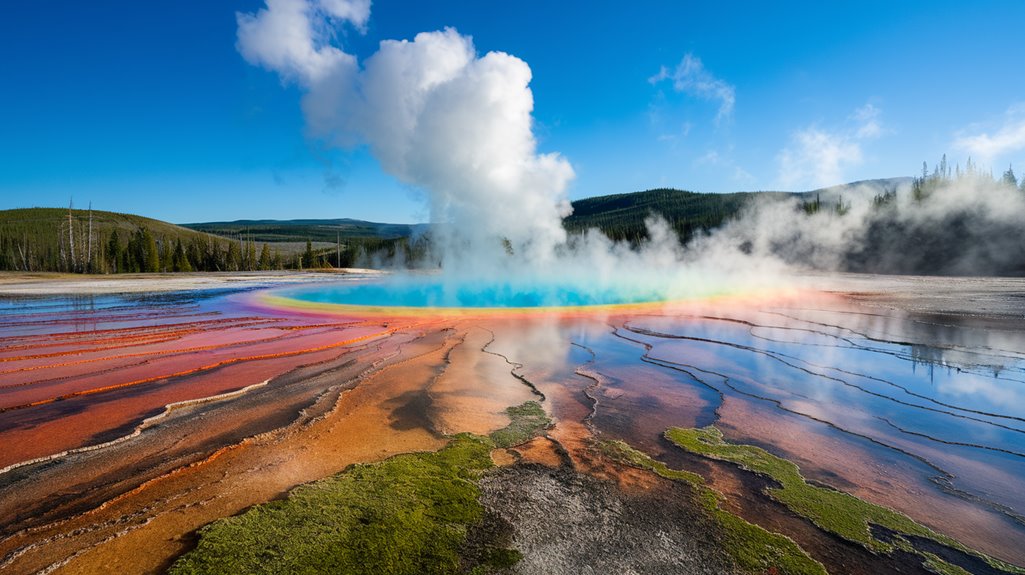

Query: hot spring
[261,276,677,312]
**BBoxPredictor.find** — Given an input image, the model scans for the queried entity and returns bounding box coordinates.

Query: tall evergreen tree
[159,238,172,272]
[258,243,271,270]
[226,241,242,272]
[246,236,257,271]
[1001,165,1018,188]
[303,239,314,271]
[142,228,160,273]
[106,230,122,273]
[172,239,191,272]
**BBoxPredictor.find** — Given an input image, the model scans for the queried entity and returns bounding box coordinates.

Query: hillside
[564,188,790,243]
[182,218,423,243]
[564,178,910,243]
[0,208,265,273]
[0,178,917,274]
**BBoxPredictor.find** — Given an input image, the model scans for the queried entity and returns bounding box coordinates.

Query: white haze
[238,0,1025,304]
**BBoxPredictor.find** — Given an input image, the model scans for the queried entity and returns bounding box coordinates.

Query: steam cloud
[238,0,573,273]
[236,0,751,302]
[701,174,1025,277]
[239,1,1025,305]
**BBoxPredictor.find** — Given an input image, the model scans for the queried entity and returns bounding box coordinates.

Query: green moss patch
[169,402,555,575]
[169,434,510,575]
[489,401,552,448]
[665,426,1024,575]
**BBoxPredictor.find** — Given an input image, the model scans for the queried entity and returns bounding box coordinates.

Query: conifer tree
[107,230,122,273]
[258,243,271,270]
[142,229,160,273]
[303,239,314,271]
[172,239,191,272]
[226,241,242,272]
[246,236,257,271]
[1002,165,1018,188]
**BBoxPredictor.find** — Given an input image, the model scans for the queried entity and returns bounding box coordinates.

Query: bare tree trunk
[58,217,67,271]
[87,202,93,272]
[17,238,28,272]
[67,198,76,273]
[336,230,340,269]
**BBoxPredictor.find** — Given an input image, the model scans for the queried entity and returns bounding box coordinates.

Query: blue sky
[3,1,1025,223]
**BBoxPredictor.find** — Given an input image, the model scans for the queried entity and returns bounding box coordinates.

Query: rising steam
[238,0,573,273]
[238,1,1025,304]
[236,0,749,302]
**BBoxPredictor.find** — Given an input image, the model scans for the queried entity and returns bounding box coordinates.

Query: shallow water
[3,278,1024,567]
[277,276,668,308]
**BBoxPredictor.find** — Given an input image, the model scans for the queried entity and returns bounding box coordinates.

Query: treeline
[183,219,416,243]
[843,155,1025,276]
[0,207,285,273]
[0,206,436,274]
[563,187,791,246]
[102,228,282,273]
[307,235,435,269]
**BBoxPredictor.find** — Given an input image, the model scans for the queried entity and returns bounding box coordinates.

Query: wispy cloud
[777,128,863,190]
[649,54,735,125]
[691,147,755,189]
[776,103,884,190]
[952,105,1025,163]
[852,103,883,139]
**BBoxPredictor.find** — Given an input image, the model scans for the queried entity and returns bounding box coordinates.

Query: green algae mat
[168,401,551,575]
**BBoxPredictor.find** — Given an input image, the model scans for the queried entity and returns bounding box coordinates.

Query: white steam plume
[238,1,1025,306]
[236,0,754,303]
[696,174,1025,277]
[237,0,574,273]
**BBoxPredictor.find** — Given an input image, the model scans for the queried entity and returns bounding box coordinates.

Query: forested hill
[182,218,422,243]
[0,208,266,273]
[564,178,910,243]
[564,188,791,243]
[0,208,431,273]
[0,178,915,274]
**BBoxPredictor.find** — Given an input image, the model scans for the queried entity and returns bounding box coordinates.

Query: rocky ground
[478,464,741,575]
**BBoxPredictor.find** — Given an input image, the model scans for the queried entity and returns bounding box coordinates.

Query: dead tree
[67,198,76,273]
[87,202,93,271]
[17,237,28,271]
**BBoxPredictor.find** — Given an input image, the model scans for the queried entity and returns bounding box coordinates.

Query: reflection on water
[4,283,1024,565]
[482,294,1025,563]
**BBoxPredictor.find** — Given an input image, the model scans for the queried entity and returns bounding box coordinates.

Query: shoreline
[0,269,384,296]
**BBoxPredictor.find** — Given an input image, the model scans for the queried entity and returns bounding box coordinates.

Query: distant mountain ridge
[181,178,913,247]
[563,177,911,243]
[0,177,916,273]
[181,218,427,244]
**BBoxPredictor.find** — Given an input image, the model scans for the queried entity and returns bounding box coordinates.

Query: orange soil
[0,319,552,574]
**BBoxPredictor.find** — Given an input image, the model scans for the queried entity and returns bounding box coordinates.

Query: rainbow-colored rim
[249,282,808,318]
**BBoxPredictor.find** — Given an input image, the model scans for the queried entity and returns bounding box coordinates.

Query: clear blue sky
[3,1,1025,223]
